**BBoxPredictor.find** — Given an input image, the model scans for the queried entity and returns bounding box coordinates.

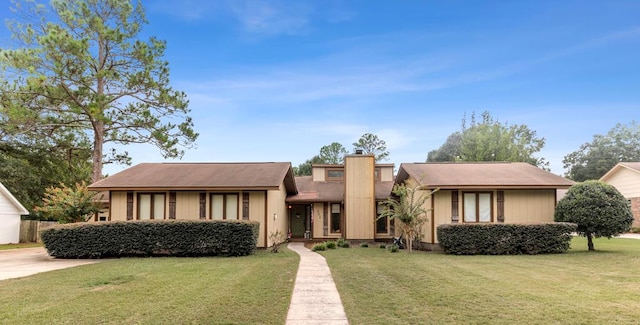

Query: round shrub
[555,180,633,251]
[325,241,337,249]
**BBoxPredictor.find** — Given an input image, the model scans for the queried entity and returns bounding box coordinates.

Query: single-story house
[0,182,29,244]
[396,162,575,246]
[88,156,575,248]
[88,162,297,248]
[600,162,640,227]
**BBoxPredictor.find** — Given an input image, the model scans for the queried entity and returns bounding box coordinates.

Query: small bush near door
[336,238,350,248]
[312,243,327,251]
[437,223,576,255]
[41,220,260,258]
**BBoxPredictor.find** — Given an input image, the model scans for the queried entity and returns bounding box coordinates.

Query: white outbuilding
[0,182,29,244]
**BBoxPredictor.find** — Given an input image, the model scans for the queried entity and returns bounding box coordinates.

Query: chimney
[355,149,363,155]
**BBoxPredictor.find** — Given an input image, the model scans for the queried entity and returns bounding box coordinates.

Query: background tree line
[427,111,640,182]
[294,133,390,176]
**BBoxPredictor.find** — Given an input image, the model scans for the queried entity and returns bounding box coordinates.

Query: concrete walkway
[286,242,349,325]
[618,233,640,240]
[0,247,100,281]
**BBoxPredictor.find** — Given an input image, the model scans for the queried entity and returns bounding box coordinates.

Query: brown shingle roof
[88,162,297,194]
[287,176,394,202]
[397,162,574,189]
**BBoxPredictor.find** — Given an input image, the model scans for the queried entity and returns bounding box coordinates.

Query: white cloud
[228,1,312,35]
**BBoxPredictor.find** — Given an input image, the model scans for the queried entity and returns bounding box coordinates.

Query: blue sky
[2,1,640,176]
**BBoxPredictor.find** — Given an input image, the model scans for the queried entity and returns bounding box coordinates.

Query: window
[211,194,238,220]
[326,169,344,181]
[330,203,341,233]
[376,203,387,234]
[138,193,165,220]
[463,192,492,222]
[374,168,381,181]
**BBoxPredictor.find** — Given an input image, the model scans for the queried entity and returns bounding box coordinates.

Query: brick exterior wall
[631,197,640,228]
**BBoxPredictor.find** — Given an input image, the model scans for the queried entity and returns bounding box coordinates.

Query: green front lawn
[322,237,640,324]
[0,248,299,324]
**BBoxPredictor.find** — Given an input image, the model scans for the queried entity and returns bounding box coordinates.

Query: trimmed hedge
[40,220,260,258]
[437,223,577,255]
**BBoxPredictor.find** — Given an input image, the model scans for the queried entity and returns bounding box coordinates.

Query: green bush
[437,223,576,255]
[555,180,634,251]
[379,243,386,249]
[40,220,259,258]
[631,227,640,234]
[312,243,326,251]
[325,241,337,249]
[359,242,369,248]
[388,244,399,253]
[336,238,349,248]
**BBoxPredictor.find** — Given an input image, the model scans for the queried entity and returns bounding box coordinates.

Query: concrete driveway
[0,247,101,281]
[619,233,640,240]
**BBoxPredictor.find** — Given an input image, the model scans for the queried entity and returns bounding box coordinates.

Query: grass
[0,243,42,250]
[0,246,299,324]
[322,238,640,325]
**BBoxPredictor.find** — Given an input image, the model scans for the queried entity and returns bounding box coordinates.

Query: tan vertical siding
[312,167,325,182]
[312,203,324,238]
[267,183,288,248]
[110,191,128,221]
[431,190,453,244]
[248,192,266,247]
[380,166,394,182]
[604,168,640,198]
[344,155,375,239]
[420,194,433,243]
[503,189,556,223]
[176,192,200,220]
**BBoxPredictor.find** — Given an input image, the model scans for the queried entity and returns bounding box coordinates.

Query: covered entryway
[289,204,311,239]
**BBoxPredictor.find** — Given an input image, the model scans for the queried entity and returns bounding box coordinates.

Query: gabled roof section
[600,162,640,182]
[89,162,298,194]
[287,176,394,202]
[0,182,29,215]
[311,163,395,168]
[396,162,574,189]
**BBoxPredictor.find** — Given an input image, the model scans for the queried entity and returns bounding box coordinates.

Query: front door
[290,205,308,238]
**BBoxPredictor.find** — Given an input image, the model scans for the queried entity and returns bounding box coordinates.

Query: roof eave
[600,163,640,182]
[283,164,298,195]
[88,186,283,191]
[0,183,29,215]
[423,185,574,190]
